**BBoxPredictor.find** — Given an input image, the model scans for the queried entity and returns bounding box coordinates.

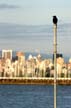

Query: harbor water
[0,85,71,108]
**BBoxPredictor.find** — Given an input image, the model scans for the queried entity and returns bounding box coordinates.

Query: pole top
[53,16,58,24]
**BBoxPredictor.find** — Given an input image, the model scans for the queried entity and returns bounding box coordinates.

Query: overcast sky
[0,0,71,25]
[0,0,71,56]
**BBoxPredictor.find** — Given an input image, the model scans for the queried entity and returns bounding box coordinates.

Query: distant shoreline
[0,77,71,85]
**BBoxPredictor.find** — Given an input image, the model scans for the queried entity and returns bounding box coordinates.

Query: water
[0,85,71,108]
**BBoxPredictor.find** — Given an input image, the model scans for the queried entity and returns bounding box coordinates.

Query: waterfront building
[48,59,53,68]
[44,59,51,77]
[48,59,54,77]
[57,57,64,77]
[40,60,47,77]
[67,58,71,77]
[62,64,67,78]
[4,58,14,77]
[16,52,26,77]
[2,50,12,60]
[12,60,18,77]
[26,55,35,77]
[0,59,3,77]
[35,54,42,77]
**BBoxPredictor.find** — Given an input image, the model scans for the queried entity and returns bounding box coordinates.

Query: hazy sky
[0,0,71,56]
[0,0,71,25]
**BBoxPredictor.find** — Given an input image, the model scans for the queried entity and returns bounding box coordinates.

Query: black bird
[53,16,58,24]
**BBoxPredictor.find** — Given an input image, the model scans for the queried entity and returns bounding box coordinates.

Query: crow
[53,16,58,24]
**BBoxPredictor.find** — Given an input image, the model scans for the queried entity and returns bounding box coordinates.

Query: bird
[53,16,58,24]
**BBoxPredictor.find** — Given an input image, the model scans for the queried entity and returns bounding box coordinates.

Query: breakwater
[0,77,71,85]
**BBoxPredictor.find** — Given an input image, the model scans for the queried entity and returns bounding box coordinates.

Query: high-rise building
[2,50,12,60]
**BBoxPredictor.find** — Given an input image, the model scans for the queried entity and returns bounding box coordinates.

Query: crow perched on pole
[53,16,58,24]
[53,15,58,108]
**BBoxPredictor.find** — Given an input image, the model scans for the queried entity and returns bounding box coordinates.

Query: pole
[54,24,57,108]
[53,16,58,108]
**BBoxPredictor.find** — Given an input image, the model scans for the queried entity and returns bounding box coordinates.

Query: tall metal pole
[53,16,58,108]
